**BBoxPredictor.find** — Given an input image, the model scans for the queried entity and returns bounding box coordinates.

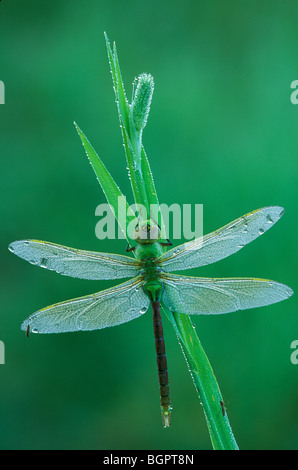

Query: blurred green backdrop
[1,0,297,450]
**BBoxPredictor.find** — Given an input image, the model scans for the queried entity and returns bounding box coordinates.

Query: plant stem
[163,307,239,450]
[100,34,239,449]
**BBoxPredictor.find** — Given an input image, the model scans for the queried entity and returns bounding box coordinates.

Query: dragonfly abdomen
[151,299,172,427]
[143,279,172,426]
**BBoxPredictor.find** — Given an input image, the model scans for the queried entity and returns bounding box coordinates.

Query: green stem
[105,34,167,240]
[163,307,239,450]
[102,34,239,449]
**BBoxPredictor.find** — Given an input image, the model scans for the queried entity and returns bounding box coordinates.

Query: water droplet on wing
[242,222,248,233]
[266,215,274,224]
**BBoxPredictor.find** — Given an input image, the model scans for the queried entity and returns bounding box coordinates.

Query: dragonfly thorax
[139,257,163,301]
[134,238,164,263]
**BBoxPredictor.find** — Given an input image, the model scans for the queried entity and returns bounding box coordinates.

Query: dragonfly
[9,205,293,427]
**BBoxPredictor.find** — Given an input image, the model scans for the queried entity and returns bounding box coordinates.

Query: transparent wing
[9,240,140,280]
[161,273,293,315]
[158,206,284,272]
[21,277,149,334]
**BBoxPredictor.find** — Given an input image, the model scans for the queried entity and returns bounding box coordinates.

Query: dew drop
[266,215,273,224]
[140,307,147,314]
[40,258,47,268]
[258,228,264,235]
[242,222,248,233]
[32,327,39,334]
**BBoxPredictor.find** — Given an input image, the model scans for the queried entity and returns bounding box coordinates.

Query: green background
[1,0,297,450]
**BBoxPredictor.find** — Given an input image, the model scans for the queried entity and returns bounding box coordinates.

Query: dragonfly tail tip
[161,408,172,428]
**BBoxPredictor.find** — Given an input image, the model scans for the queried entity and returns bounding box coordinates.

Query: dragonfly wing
[9,240,140,280]
[161,273,293,315]
[21,277,149,334]
[159,206,284,272]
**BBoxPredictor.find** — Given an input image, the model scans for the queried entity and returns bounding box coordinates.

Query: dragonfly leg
[126,244,135,252]
[159,239,172,247]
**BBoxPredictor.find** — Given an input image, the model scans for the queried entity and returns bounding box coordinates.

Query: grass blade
[74,122,135,245]
[163,306,239,450]
[103,35,239,448]
[105,33,167,240]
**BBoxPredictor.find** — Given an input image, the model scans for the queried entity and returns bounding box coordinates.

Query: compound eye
[133,219,161,243]
[149,223,161,241]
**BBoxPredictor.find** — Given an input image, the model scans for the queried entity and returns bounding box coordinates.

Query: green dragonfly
[9,205,293,427]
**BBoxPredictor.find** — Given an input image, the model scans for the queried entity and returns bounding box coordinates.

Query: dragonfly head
[133,219,161,244]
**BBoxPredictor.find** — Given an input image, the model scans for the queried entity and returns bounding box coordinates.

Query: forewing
[159,206,284,272]
[21,277,149,334]
[161,273,293,315]
[9,240,140,280]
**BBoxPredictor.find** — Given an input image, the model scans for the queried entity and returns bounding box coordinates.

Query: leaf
[163,306,239,450]
[140,145,166,238]
[113,42,131,134]
[74,122,135,246]
[120,115,147,210]
[104,33,132,141]
[105,33,167,241]
[104,34,142,206]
